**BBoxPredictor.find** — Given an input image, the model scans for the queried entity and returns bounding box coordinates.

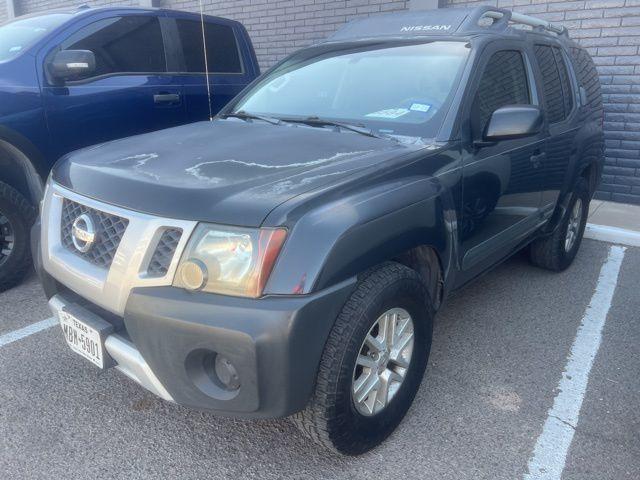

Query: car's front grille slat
[147,228,182,277]
[61,199,129,268]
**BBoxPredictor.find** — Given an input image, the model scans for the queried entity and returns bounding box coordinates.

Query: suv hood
[53,119,421,226]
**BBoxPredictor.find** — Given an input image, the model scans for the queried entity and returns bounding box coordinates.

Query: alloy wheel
[352,307,415,416]
[564,198,583,252]
[0,211,14,267]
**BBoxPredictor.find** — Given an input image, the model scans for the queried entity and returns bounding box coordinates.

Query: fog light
[215,355,240,391]
[179,259,208,291]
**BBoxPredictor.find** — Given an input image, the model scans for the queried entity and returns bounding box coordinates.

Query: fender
[0,126,48,204]
[542,119,604,234]
[263,166,461,297]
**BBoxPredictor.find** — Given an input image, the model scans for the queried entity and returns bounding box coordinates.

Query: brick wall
[160,0,408,68]
[445,0,640,204]
[17,0,136,16]
[4,0,640,204]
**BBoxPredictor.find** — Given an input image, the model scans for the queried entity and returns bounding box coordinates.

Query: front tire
[0,181,35,292]
[529,177,590,272]
[292,262,434,455]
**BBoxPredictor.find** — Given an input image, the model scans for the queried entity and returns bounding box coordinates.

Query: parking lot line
[0,317,57,348]
[524,245,626,480]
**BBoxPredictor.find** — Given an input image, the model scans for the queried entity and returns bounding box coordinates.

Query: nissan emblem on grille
[71,214,97,253]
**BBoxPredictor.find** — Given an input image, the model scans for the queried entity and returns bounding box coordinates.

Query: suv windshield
[0,14,72,62]
[232,40,469,138]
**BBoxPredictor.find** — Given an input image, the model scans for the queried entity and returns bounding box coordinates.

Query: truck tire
[292,262,434,455]
[0,181,36,292]
[529,178,589,272]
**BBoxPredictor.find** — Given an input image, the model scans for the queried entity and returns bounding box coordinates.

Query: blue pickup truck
[0,6,259,291]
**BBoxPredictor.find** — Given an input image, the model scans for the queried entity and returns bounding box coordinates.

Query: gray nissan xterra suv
[35,7,603,455]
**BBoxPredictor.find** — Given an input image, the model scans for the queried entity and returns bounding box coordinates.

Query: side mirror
[481,105,543,144]
[49,50,96,81]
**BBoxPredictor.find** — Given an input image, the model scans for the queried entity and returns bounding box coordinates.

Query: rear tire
[292,262,434,455]
[529,178,589,272]
[0,181,35,292]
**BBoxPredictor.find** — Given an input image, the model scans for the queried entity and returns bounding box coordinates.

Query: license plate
[59,310,106,368]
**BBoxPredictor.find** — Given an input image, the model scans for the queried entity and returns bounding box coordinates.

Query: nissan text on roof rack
[34,7,603,454]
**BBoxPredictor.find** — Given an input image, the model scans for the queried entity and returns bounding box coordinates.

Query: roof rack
[326,7,568,43]
[479,8,567,36]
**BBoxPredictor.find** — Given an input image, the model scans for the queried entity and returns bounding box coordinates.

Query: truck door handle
[530,151,546,168]
[154,93,181,104]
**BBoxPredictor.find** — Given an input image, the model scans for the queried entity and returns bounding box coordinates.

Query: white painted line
[0,317,58,348]
[524,245,626,480]
[585,223,640,248]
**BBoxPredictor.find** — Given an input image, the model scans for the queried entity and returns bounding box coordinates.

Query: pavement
[586,201,640,247]
[0,238,638,480]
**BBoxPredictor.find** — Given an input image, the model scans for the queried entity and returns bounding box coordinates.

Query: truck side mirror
[49,50,96,81]
[481,105,543,144]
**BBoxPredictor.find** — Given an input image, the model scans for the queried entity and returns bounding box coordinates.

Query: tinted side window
[63,16,166,79]
[176,20,242,74]
[471,50,530,137]
[534,45,573,123]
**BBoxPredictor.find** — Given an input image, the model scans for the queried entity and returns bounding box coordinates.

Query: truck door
[165,14,259,122]
[458,46,547,279]
[41,13,186,160]
[531,43,580,213]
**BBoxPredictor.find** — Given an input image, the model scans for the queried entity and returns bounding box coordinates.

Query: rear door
[165,13,258,121]
[531,42,580,215]
[458,44,547,278]
[42,12,186,159]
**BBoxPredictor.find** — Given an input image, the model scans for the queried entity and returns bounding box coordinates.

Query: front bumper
[42,262,354,418]
[34,183,356,417]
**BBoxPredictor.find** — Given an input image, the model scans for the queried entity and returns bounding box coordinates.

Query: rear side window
[471,50,530,137]
[63,16,166,79]
[534,45,573,123]
[175,20,242,74]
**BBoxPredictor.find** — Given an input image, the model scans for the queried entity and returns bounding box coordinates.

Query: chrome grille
[147,228,182,277]
[61,199,129,268]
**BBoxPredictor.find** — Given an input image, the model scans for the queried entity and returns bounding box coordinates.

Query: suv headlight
[173,224,287,298]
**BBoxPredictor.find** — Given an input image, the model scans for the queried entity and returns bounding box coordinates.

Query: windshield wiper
[221,110,283,125]
[284,116,391,140]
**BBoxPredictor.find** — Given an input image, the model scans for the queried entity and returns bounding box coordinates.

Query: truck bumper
[44,275,355,418]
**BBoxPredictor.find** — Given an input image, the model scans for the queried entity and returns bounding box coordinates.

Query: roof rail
[478,8,567,36]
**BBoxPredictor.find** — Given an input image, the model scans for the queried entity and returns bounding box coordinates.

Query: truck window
[61,16,167,80]
[232,41,469,138]
[534,45,573,123]
[0,13,71,62]
[471,50,530,137]
[175,19,242,74]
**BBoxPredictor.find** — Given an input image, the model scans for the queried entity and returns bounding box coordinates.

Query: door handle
[154,93,181,104]
[530,151,546,168]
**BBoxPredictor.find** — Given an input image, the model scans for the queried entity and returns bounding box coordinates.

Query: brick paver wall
[3,0,640,203]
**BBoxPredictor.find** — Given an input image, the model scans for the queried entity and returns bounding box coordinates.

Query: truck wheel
[529,178,589,272]
[292,262,434,455]
[0,181,35,292]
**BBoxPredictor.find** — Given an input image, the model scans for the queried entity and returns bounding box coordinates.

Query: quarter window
[534,45,573,123]
[62,16,166,80]
[471,50,530,137]
[176,20,242,74]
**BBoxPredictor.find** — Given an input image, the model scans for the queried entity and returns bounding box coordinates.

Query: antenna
[198,0,214,121]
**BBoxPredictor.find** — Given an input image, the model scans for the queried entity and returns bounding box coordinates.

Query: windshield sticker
[410,103,431,113]
[366,108,410,119]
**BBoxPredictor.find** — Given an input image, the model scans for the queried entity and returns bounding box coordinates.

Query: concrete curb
[585,223,640,248]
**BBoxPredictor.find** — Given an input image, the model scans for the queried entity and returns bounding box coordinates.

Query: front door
[42,14,186,160]
[458,47,547,280]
